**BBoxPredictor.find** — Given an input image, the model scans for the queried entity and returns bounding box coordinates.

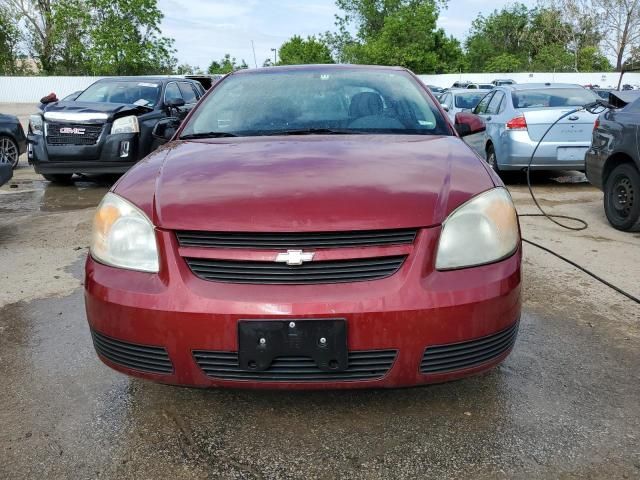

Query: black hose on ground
[515,99,640,305]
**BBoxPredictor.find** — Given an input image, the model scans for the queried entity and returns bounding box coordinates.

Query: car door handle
[485,116,492,121]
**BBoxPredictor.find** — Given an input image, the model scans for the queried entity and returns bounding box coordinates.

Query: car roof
[502,83,585,91]
[233,64,408,75]
[451,88,492,93]
[95,76,197,84]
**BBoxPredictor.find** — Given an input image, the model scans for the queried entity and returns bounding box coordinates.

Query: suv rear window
[512,88,597,109]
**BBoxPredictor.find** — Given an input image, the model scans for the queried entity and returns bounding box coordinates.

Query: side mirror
[165,97,185,109]
[440,103,450,112]
[454,112,486,137]
[152,118,181,142]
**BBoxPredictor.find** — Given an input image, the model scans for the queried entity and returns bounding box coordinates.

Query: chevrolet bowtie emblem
[275,250,315,266]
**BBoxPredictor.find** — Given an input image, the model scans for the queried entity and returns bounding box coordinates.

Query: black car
[0,114,27,171]
[586,96,640,231]
[28,76,205,183]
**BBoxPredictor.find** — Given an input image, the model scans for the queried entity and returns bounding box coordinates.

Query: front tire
[604,163,640,232]
[0,135,19,169]
[42,173,74,184]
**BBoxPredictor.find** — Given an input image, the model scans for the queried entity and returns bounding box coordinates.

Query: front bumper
[28,131,139,175]
[497,131,589,171]
[85,228,522,389]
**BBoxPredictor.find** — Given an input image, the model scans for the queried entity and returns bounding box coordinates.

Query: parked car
[0,113,27,169]
[586,96,640,231]
[85,64,522,390]
[28,76,206,183]
[439,89,492,122]
[465,83,600,172]
[426,85,445,99]
[467,83,495,90]
[451,81,472,88]
[492,79,516,86]
[0,161,11,186]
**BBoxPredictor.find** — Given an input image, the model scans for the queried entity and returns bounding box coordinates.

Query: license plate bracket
[557,147,588,161]
[238,319,347,372]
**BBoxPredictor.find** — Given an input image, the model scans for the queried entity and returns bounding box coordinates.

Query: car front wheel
[604,163,640,232]
[0,135,19,169]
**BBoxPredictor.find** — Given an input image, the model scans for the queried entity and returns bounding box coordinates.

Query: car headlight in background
[29,114,43,135]
[436,188,519,270]
[91,193,159,273]
[111,115,139,135]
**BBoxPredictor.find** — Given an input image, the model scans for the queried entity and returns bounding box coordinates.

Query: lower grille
[91,330,173,374]
[185,255,406,284]
[420,322,518,374]
[46,122,103,145]
[193,350,397,381]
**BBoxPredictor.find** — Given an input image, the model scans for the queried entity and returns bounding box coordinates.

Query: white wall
[418,72,640,89]
[1,72,640,103]
[0,76,105,103]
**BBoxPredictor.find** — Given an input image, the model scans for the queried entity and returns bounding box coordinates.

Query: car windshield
[75,81,161,107]
[180,68,450,138]
[512,88,598,109]
[454,92,487,109]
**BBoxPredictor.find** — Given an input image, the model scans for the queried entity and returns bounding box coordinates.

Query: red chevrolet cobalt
[85,65,521,389]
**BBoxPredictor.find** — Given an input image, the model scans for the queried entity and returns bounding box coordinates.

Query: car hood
[41,101,152,122]
[115,135,496,232]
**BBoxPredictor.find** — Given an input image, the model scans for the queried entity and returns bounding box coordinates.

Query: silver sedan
[465,84,600,172]
[439,89,492,123]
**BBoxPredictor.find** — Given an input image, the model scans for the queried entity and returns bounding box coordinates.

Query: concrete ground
[1,109,639,478]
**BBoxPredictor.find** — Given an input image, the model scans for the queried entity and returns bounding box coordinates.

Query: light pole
[271,48,278,65]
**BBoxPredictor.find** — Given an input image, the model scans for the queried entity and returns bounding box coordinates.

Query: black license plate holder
[238,319,347,372]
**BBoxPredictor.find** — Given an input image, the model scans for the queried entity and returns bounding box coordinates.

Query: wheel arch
[603,152,638,187]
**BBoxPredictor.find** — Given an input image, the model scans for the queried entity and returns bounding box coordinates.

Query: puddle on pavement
[0,176,111,214]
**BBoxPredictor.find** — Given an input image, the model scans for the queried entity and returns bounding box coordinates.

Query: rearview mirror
[165,98,185,109]
[440,103,450,112]
[454,112,486,137]
[152,118,181,142]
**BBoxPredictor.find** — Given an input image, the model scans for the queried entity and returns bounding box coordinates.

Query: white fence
[418,72,640,89]
[0,76,104,103]
[1,72,639,103]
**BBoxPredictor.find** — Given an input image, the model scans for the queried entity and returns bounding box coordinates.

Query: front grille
[91,330,173,374]
[193,350,397,381]
[176,229,418,249]
[420,322,518,374]
[185,255,406,284]
[46,122,103,145]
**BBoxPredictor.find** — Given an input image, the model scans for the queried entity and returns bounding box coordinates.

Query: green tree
[278,35,334,65]
[88,0,177,75]
[465,4,531,72]
[332,0,463,73]
[208,53,247,74]
[485,53,524,72]
[0,4,21,74]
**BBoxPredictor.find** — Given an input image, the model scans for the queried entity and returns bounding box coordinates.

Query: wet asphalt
[1,166,639,479]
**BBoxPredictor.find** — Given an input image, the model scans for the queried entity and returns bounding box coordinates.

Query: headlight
[29,114,43,135]
[91,193,159,272]
[436,188,519,270]
[111,115,139,135]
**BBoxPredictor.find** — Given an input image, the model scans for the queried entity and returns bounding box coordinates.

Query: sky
[158,0,517,70]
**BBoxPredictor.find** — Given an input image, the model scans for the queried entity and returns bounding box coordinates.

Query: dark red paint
[85,66,521,389]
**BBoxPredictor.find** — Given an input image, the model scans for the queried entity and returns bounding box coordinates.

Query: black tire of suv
[604,163,640,232]
[42,173,74,184]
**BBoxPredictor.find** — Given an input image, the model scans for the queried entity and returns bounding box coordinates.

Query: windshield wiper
[179,132,238,139]
[263,128,363,136]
